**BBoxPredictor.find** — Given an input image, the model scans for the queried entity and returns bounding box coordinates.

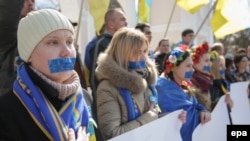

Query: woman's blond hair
[105,27,155,70]
[210,51,221,79]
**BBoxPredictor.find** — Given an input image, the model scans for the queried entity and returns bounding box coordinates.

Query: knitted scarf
[191,69,213,92]
[13,64,89,141]
[30,66,80,100]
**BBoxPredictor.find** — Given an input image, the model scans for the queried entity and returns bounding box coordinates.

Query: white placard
[192,95,230,141]
[193,81,250,141]
[108,110,183,141]
[230,82,250,124]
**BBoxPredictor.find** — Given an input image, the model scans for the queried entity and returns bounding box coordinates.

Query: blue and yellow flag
[138,0,151,23]
[177,0,210,14]
[88,0,109,35]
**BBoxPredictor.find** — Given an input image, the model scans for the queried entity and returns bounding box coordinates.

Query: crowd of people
[0,0,250,141]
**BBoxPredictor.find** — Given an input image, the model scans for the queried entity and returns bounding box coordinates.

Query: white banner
[193,81,250,141]
[230,81,250,124]
[192,95,230,141]
[109,110,183,141]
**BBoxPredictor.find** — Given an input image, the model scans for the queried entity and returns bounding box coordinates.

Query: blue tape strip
[202,66,210,72]
[184,71,193,79]
[48,57,76,73]
[220,69,225,75]
[128,60,146,69]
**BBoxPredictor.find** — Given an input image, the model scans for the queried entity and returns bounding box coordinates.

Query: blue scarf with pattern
[119,85,159,121]
[13,64,89,141]
[119,88,142,121]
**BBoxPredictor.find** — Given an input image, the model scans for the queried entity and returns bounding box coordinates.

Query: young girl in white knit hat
[0,9,90,141]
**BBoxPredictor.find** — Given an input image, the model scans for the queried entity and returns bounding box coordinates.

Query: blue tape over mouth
[184,71,193,79]
[220,69,225,75]
[128,60,146,70]
[202,66,210,72]
[48,57,76,73]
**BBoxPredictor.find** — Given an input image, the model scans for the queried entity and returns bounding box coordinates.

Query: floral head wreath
[192,42,209,64]
[165,44,189,74]
[210,50,219,62]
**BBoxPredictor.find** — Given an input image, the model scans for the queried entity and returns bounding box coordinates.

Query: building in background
[57,0,214,58]
[149,0,214,49]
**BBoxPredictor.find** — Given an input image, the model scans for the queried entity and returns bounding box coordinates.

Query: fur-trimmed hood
[95,53,158,94]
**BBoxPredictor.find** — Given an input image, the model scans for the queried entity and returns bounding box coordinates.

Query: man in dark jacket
[0,0,35,95]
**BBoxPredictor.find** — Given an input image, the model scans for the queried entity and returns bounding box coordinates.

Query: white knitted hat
[17,9,74,62]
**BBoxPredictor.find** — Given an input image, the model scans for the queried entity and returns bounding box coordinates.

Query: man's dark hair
[135,23,150,32]
[182,29,194,37]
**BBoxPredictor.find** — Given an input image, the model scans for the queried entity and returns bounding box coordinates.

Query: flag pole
[188,0,217,47]
[75,0,84,45]
[74,0,85,86]
[163,0,177,38]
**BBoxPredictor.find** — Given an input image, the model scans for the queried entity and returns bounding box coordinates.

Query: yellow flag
[177,0,209,14]
[210,0,228,32]
[138,0,151,23]
[211,0,250,39]
[88,0,109,35]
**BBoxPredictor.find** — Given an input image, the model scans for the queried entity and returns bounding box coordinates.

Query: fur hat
[17,9,74,62]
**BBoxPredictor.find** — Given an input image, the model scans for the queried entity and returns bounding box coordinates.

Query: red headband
[192,42,209,64]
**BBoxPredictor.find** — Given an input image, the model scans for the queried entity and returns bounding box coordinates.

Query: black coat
[0,92,50,141]
[0,64,67,141]
[0,0,24,95]
[89,33,112,92]
[88,33,112,141]
[210,78,228,101]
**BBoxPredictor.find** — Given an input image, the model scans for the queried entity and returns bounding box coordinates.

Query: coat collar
[96,53,157,94]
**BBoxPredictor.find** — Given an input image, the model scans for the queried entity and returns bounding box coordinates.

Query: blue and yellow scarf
[119,85,160,121]
[13,64,89,141]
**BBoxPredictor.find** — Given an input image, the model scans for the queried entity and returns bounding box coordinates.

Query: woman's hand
[178,110,187,124]
[149,101,158,114]
[68,126,90,141]
[199,111,211,124]
[225,94,233,109]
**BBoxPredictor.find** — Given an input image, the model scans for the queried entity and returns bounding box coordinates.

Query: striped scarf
[191,69,213,92]
[13,64,89,141]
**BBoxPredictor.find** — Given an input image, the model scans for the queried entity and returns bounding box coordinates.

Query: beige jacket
[95,53,158,140]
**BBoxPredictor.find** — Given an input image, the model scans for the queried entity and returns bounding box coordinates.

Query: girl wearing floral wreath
[155,45,211,141]
[191,42,213,111]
